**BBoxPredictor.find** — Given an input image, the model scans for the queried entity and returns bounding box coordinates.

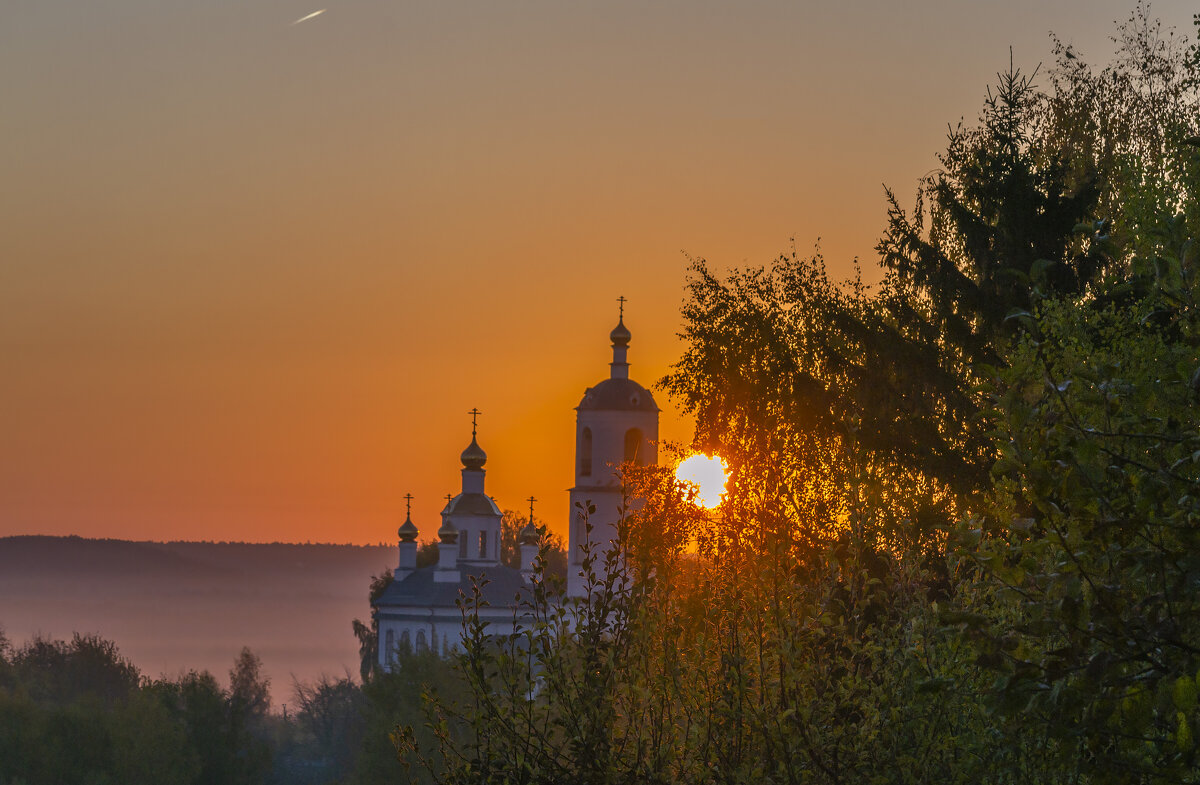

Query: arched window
[416,630,427,653]
[459,531,468,558]
[624,428,644,465]
[400,629,411,652]
[580,427,593,476]
[479,530,488,559]
[384,629,395,663]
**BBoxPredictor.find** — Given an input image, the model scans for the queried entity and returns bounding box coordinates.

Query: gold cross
[404,493,413,518]
[616,295,627,320]
[526,495,537,525]
[467,407,482,436]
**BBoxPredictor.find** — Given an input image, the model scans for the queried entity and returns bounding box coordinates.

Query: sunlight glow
[675,454,728,509]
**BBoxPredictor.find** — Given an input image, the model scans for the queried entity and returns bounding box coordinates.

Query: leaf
[1174,675,1198,713]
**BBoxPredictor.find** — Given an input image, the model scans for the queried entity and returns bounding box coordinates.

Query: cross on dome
[461,408,488,470]
[521,495,539,545]
[397,492,419,541]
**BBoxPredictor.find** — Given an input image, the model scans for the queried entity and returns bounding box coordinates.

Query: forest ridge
[4,6,1200,785]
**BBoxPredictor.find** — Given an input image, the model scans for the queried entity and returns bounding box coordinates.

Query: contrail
[292,9,326,24]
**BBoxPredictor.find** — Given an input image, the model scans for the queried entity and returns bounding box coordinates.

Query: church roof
[577,377,660,412]
[374,564,531,610]
[443,492,502,517]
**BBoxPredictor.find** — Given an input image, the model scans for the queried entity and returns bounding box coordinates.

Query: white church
[373,306,659,666]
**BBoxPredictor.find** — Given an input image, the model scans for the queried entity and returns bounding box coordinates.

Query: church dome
[446,492,502,516]
[437,518,458,543]
[519,521,539,545]
[397,516,418,542]
[460,436,487,470]
[578,377,660,412]
[610,317,631,347]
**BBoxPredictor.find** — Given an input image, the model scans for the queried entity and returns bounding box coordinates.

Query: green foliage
[353,569,394,683]
[406,9,1200,785]
[6,10,1199,785]
[0,637,273,785]
[974,285,1200,780]
[1044,1,1200,272]
[500,509,567,579]
[10,633,140,707]
[357,649,466,785]
[271,674,368,783]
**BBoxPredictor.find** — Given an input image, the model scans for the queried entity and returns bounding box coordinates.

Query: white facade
[374,430,535,672]
[566,316,660,597]
[373,309,660,665]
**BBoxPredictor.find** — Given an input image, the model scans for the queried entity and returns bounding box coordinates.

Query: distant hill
[0,535,231,580]
[0,536,396,707]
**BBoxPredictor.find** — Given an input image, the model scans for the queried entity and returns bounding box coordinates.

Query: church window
[479,530,488,559]
[416,630,427,652]
[624,428,644,465]
[385,629,395,662]
[459,532,468,558]
[400,629,411,651]
[580,428,593,476]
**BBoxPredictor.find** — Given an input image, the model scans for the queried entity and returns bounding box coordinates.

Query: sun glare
[675,454,728,509]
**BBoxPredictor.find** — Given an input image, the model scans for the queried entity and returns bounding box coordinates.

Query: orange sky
[2,1,1194,545]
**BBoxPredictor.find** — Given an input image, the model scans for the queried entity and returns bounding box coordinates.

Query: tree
[1042,2,1200,273]
[354,569,394,683]
[969,275,1200,780]
[953,12,1200,779]
[110,690,200,785]
[229,646,270,718]
[10,632,141,707]
[392,10,1200,784]
[291,675,366,778]
[499,508,567,578]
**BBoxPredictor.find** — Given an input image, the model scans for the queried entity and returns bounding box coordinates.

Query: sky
[2,0,1195,545]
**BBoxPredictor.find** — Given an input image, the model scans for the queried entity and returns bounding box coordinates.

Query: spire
[520,496,539,545]
[460,407,487,470]
[610,296,631,380]
[396,492,418,577]
[397,492,418,542]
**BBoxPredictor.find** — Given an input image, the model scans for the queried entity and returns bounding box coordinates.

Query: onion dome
[519,521,539,546]
[460,436,487,470]
[397,515,418,543]
[610,317,631,347]
[437,518,458,544]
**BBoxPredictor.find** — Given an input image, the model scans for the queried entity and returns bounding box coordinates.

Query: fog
[0,537,394,709]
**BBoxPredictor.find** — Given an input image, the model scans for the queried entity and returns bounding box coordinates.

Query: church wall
[574,409,658,487]
[451,512,501,564]
[569,409,658,597]
[377,604,537,670]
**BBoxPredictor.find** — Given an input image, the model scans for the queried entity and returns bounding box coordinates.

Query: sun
[675,454,728,509]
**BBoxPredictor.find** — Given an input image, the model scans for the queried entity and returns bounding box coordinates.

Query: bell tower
[567,299,659,598]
